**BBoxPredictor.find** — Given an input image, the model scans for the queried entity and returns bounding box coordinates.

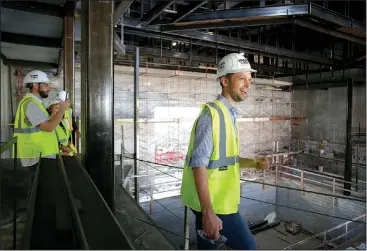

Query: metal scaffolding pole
[80,0,115,210]
[134,47,140,202]
[344,78,353,196]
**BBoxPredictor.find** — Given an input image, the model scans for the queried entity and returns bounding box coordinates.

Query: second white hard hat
[23,70,51,86]
[216,53,257,80]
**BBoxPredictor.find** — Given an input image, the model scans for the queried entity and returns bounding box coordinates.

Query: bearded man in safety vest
[13,70,70,182]
[181,53,269,250]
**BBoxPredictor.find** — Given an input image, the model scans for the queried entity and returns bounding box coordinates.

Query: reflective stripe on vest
[13,127,42,133]
[185,102,239,169]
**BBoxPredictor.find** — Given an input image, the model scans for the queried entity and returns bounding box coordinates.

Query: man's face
[35,83,51,98]
[221,72,252,102]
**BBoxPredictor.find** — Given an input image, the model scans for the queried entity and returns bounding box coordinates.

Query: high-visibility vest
[180,100,240,214]
[56,122,77,156]
[63,108,73,132]
[13,95,59,158]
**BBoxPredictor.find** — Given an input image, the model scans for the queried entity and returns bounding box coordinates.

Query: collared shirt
[188,95,238,168]
[20,93,56,167]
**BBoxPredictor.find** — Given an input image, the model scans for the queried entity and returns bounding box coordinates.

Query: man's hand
[202,210,223,240]
[59,99,71,111]
[255,157,269,170]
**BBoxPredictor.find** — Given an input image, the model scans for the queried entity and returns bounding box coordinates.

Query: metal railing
[274,165,366,204]
[283,214,366,250]
[0,137,18,249]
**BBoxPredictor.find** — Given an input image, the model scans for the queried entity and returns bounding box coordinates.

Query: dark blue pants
[192,210,257,250]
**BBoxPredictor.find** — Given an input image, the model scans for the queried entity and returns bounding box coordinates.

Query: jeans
[192,210,257,250]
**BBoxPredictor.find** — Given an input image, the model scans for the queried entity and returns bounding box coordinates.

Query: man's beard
[39,90,49,98]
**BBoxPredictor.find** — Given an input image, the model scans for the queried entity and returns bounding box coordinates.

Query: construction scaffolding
[110,63,306,203]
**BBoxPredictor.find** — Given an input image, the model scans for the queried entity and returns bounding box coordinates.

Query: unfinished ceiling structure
[109,0,366,88]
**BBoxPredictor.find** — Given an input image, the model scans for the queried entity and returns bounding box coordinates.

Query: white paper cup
[59,91,67,101]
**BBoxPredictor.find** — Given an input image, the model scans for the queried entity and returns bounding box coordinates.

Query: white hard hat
[44,98,62,110]
[23,70,51,86]
[216,53,256,80]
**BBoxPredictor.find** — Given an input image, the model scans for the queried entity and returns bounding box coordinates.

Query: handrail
[57,154,90,249]
[283,214,366,250]
[0,136,17,154]
[278,164,366,186]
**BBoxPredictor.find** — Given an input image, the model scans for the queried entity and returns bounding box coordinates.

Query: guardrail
[283,214,366,250]
[274,164,366,203]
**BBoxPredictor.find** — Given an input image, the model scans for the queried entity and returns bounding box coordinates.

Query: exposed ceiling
[1,0,365,85]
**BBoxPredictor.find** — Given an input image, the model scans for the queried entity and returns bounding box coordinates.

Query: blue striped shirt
[189,95,238,168]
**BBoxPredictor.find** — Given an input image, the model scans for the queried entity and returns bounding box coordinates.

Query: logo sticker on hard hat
[30,74,39,79]
[218,62,225,71]
[238,58,249,65]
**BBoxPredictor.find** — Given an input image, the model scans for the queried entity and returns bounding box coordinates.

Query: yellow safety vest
[180,100,240,214]
[56,121,77,156]
[13,95,59,158]
[64,108,73,132]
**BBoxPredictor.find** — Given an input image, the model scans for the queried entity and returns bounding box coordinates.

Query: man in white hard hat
[13,70,70,184]
[181,53,268,249]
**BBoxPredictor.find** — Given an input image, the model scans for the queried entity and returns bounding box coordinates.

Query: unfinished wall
[292,86,366,179]
[292,86,366,143]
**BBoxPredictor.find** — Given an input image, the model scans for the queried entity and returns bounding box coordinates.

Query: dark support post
[80,0,115,210]
[344,78,353,196]
[63,1,75,107]
[134,47,139,202]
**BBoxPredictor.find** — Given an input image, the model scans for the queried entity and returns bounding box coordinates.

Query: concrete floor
[139,177,366,250]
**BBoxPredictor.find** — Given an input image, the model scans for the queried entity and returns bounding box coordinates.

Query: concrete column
[63,1,75,107]
[80,0,115,210]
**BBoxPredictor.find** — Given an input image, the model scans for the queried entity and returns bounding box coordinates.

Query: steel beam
[63,3,75,108]
[1,57,58,69]
[177,2,365,37]
[344,78,353,196]
[295,19,365,45]
[122,26,337,65]
[121,45,300,74]
[114,31,125,55]
[178,3,309,24]
[162,18,294,32]
[139,0,176,27]
[1,0,64,17]
[310,3,365,36]
[80,0,115,210]
[170,0,208,23]
[1,32,61,48]
[114,0,133,23]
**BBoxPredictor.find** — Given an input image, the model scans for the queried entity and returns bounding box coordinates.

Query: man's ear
[32,83,39,90]
[220,76,228,87]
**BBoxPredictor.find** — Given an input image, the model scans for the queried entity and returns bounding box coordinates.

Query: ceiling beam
[139,0,176,27]
[114,0,134,23]
[217,0,244,10]
[1,0,65,17]
[178,3,309,24]
[295,19,365,45]
[2,57,58,69]
[1,32,62,48]
[161,18,294,32]
[177,2,365,37]
[170,0,208,23]
[122,26,338,65]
